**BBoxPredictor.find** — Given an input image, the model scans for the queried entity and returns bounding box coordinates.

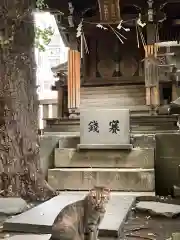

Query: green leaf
[36,0,48,10]
[35,26,54,52]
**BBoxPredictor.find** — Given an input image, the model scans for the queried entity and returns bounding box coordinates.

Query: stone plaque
[80,109,130,146]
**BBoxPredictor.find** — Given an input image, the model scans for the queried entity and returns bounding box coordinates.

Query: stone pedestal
[78,109,132,149]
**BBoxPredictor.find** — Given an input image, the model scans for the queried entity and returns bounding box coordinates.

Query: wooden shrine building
[45,0,180,132]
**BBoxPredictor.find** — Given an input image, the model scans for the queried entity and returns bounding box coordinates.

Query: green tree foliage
[35,26,54,52]
[35,0,54,51]
[0,0,54,51]
[36,0,48,10]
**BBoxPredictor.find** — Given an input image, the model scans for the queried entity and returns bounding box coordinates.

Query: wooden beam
[57,86,64,118]
[145,24,160,109]
[67,49,81,118]
[146,24,156,45]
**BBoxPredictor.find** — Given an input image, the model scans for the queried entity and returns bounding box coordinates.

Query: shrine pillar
[57,86,64,117]
[144,44,160,108]
[145,24,160,111]
[67,49,81,118]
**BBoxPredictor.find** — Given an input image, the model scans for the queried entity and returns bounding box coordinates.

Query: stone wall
[40,135,59,177]
[155,133,180,196]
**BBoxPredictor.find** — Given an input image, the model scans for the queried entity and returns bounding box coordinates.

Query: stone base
[69,113,80,119]
[48,168,155,191]
[54,148,154,168]
[69,108,80,119]
[173,185,180,197]
[155,133,180,196]
[40,135,60,177]
[59,136,80,148]
[42,133,155,148]
[44,115,178,133]
[77,144,133,150]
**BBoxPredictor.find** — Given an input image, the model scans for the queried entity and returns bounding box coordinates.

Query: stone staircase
[47,134,155,192]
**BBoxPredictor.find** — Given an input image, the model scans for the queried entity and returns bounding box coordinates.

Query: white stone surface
[8,235,51,240]
[4,192,135,238]
[0,198,27,215]
[136,201,180,217]
[80,109,130,145]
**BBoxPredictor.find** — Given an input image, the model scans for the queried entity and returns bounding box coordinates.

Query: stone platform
[43,131,155,191]
[3,192,136,238]
[48,168,154,191]
[77,144,132,150]
[54,133,156,148]
[54,148,154,168]
[44,115,178,133]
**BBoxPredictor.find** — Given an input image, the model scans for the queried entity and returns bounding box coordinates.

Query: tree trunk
[0,0,57,201]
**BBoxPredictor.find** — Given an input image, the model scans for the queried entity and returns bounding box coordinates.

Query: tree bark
[0,0,57,201]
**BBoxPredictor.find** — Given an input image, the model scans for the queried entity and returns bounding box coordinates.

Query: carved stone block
[79,108,131,147]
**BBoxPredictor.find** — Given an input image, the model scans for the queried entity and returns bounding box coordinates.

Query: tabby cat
[50,186,110,240]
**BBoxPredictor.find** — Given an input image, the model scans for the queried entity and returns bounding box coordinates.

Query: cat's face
[88,186,110,211]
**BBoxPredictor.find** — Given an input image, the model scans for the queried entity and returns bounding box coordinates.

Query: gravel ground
[122,211,180,240]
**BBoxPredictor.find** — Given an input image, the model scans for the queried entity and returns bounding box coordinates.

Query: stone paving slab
[7,234,51,240]
[172,232,180,240]
[136,201,180,217]
[3,192,135,237]
[99,195,135,237]
[0,198,27,215]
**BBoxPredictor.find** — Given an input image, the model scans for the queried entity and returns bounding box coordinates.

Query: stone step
[131,134,155,148]
[59,136,80,148]
[131,124,177,132]
[44,124,178,133]
[57,191,155,197]
[44,115,178,133]
[54,148,154,168]
[57,134,155,148]
[48,168,154,191]
[44,132,80,136]
[44,124,79,133]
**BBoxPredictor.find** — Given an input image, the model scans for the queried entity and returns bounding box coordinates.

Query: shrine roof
[51,62,68,74]
[44,0,180,43]
[45,0,180,18]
